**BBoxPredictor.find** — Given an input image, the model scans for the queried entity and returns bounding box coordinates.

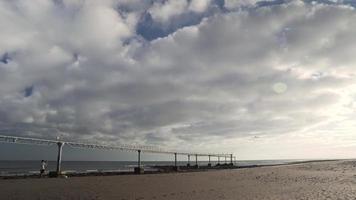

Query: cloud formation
[1,0,356,157]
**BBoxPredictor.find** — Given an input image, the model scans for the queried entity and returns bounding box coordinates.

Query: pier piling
[174,153,179,171]
[208,155,211,167]
[56,142,64,176]
[134,150,144,174]
[187,155,190,167]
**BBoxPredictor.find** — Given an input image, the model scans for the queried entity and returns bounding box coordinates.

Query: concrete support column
[195,154,198,168]
[56,142,64,176]
[174,153,177,167]
[208,155,211,167]
[187,155,190,167]
[218,156,220,165]
[225,156,227,164]
[174,153,179,171]
[134,150,144,174]
[230,154,233,165]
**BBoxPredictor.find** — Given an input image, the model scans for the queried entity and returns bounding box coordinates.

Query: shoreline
[0,159,340,180]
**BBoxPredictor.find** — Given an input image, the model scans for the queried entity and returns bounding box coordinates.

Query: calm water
[0,159,305,176]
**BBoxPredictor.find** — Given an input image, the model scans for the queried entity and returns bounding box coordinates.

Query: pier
[0,135,235,176]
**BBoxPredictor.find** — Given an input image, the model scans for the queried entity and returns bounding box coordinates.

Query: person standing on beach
[40,160,47,177]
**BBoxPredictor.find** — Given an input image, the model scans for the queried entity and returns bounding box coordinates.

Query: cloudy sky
[1,0,356,160]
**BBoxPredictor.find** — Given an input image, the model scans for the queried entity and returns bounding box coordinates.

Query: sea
[0,159,306,176]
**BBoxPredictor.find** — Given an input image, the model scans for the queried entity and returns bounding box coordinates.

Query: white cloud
[148,0,212,24]
[224,0,258,9]
[1,0,356,158]
[189,0,211,13]
[148,0,189,23]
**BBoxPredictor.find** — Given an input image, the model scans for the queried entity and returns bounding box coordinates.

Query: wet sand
[1,160,356,200]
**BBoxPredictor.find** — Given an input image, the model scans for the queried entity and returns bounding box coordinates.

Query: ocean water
[0,159,305,176]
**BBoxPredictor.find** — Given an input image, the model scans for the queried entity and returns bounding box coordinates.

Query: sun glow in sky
[2,0,356,160]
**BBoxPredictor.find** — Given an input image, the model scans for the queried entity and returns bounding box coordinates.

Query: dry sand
[2,160,356,200]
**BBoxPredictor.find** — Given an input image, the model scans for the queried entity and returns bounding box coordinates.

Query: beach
[1,160,356,200]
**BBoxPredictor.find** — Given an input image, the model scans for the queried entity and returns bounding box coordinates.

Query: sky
[1,0,356,161]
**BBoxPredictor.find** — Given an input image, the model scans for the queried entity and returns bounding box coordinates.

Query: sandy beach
[1,160,356,200]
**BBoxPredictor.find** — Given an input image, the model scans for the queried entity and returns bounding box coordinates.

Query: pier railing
[0,134,235,176]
